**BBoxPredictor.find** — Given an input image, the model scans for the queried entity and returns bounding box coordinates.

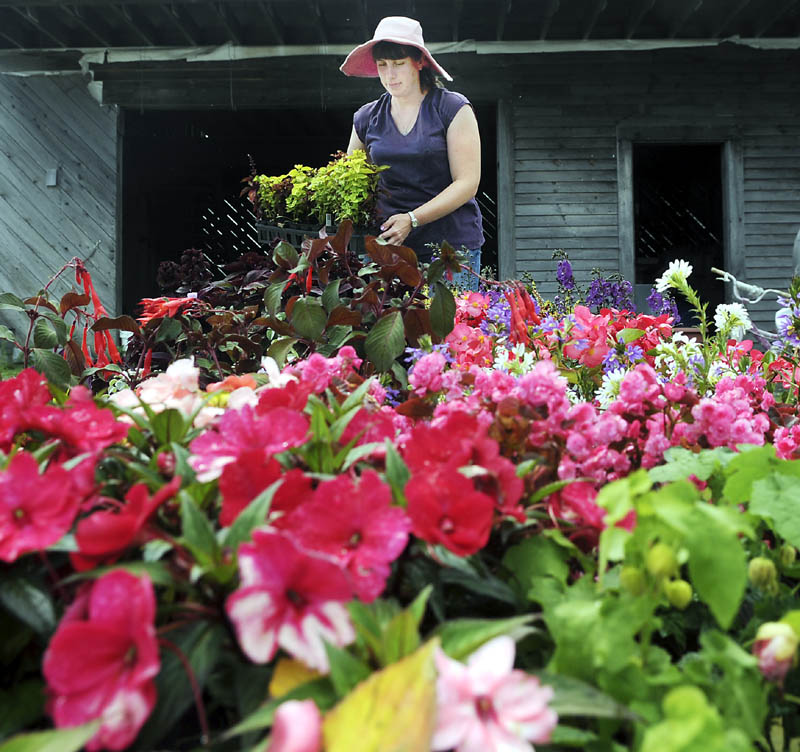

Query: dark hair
[371,40,438,91]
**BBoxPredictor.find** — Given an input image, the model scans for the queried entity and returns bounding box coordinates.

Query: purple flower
[647,288,682,325]
[556,259,576,290]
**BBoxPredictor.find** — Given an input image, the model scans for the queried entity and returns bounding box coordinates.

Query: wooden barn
[1,0,799,329]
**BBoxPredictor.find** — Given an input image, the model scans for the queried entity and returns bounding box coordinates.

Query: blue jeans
[449,248,482,291]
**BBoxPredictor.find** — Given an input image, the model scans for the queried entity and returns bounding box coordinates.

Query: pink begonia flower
[43,571,159,751]
[267,700,323,752]
[753,622,798,685]
[433,636,557,752]
[226,528,355,672]
[0,452,89,563]
[409,351,447,396]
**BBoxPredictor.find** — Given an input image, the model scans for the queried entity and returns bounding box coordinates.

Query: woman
[340,16,484,283]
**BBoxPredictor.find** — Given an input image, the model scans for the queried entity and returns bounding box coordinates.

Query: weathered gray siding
[0,73,118,334]
[508,47,800,328]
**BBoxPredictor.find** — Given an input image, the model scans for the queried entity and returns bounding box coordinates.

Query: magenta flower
[189,404,309,482]
[433,636,557,752]
[282,471,411,601]
[43,570,160,751]
[0,452,86,563]
[267,699,323,752]
[0,368,52,451]
[226,528,355,672]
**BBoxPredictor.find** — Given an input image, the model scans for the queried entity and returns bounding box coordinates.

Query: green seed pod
[665,579,693,610]
[646,543,678,580]
[619,565,647,596]
[748,556,778,592]
[780,544,797,569]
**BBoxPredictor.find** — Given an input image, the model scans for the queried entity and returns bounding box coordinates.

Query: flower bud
[748,556,778,593]
[646,543,678,580]
[664,579,692,610]
[780,544,797,569]
[619,565,647,596]
[753,622,798,685]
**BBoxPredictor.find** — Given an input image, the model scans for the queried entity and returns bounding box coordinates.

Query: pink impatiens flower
[267,699,323,752]
[43,570,160,751]
[280,471,411,602]
[226,528,355,672]
[752,622,798,686]
[433,636,558,752]
[0,452,88,563]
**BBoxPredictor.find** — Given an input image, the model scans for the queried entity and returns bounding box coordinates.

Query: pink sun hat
[339,16,453,81]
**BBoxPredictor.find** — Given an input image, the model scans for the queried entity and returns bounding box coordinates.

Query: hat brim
[339,37,453,81]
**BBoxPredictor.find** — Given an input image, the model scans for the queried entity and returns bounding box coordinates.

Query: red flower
[226,528,355,671]
[0,369,52,451]
[219,454,313,527]
[0,452,86,563]
[283,471,410,601]
[256,380,312,414]
[406,468,494,557]
[43,570,159,751]
[137,296,200,324]
[70,476,182,571]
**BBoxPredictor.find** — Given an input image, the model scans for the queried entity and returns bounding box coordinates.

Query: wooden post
[497,99,515,281]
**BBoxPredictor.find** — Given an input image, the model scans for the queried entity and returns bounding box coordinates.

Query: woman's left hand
[379,213,413,246]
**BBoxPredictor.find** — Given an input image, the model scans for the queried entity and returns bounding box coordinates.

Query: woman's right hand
[378,212,413,246]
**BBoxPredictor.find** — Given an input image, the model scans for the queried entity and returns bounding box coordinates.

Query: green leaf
[321,279,342,313]
[266,336,298,368]
[0,324,16,342]
[536,671,639,721]
[223,479,282,555]
[180,492,219,570]
[0,721,100,752]
[341,442,384,471]
[364,310,405,372]
[722,444,783,504]
[429,281,456,339]
[340,377,375,414]
[649,446,736,484]
[151,408,188,445]
[0,680,44,738]
[30,349,71,388]
[616,327,645,344]
[503,536,570,602]
[686,505,747,629]
[134,622,225,750]
[263,281,286,317]
[435,615,537,661]
[325,643,372,697]
[0,574,56,636]
[155,316,183,343]
[750,473,800,549]
[273,240,299,269]
[32,318,58,349]
[384,440,410,505]
[290,297,328,341]
[0,292,26,311]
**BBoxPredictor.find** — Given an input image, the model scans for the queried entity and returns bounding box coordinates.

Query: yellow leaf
[323,638,439,752]
[269,658,323,698]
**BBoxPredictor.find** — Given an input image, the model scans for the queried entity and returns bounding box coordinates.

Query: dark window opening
[633,143,725,325]
[121,105,498,314]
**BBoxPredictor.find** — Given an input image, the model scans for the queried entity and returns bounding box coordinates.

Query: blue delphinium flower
[556,259,576,290]
[647,288,682,325]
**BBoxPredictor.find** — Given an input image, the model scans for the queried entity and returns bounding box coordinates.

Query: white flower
[596,367,629,408]
[714,302,752,340]
[259,356,298,388]
[655,259,693,293]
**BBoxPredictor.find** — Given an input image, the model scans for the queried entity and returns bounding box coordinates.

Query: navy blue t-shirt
[354,87,484,261]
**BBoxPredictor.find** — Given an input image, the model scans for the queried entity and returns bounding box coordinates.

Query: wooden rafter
[668,0,703,38]
[625,0,656,39]
[712,0,753,37]
[61,5,111,46]
[539,0,560,40]
[310,1,327,44]
[12,6,68,47]
[754,0,800,36]
[213,2,244,45]
[162,4,199,46]
[257,1,283,44]
[451,0,463,41]
[496,0,512,41]
[106,4,156,46]
[582,0,607,40]
[0,12,30,47]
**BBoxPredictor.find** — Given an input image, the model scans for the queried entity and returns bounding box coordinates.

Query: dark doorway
[121,104,498,314]
[633,143,725,324]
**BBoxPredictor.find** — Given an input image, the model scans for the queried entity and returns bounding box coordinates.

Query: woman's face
[376,57,422,97]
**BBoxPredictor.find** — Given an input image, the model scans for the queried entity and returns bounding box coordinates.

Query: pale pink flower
[267,700,323,752]
[409,351,446,396]
[433,636,557,752]
[753,622,798,685]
